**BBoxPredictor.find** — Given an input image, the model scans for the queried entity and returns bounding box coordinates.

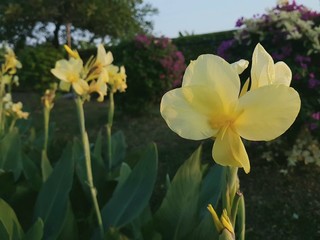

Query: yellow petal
[213,127,250,173]
[251,43,275,89]
[239,78,250,97]
[234,85,300,141]
[59,81,71,92]
[231,59,249,74]
[274,61,292,86]
[72,80,89,95]
[160,88,216,140]
[182,55,240,105]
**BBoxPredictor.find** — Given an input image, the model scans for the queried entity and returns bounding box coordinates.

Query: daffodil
[251,43,292,89]
[9,102,29,119]
[160,52,300,173]
[51,58,89,95]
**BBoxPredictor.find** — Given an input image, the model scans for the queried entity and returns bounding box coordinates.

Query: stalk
[106,92,114,170]
[75,96,104,239]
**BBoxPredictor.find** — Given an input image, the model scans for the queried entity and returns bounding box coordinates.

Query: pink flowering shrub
[217,0,320,137]
[118,34,186,113]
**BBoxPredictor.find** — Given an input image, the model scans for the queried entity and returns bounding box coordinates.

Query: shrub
[16,44,65,91]
[217,0,320,166]
[115,34,186,113]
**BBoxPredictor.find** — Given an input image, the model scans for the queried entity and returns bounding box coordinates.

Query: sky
[146,0,320,38]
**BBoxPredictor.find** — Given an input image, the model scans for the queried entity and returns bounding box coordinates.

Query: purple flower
[308,73,320,89]
[217,39,236,58]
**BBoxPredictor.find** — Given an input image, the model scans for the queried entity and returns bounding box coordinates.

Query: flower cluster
[51,44,126,102]
[161,43,300,173]
[217,1,320,148]
[0,47,28,134]
[134,34,186,88]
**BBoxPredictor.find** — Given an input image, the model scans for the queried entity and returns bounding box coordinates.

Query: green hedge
[172,30,235,63]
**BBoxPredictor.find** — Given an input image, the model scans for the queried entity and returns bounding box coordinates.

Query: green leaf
[198,164,225,216]
[0,198,24,240]
[0,171,16,199]
[110,130,127,168]
[155,145,203,240]
[0,128,22,180]
[41,150,52,182]
[102,143,158,229]
[22,153,42,191]
[33,142,75,239]
[23,218,44,240]
[0,221,9,240]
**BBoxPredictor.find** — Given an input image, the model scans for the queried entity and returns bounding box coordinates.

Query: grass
[14,92,320,240]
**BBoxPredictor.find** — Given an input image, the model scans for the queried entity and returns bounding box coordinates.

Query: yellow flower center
[67,73,79,83]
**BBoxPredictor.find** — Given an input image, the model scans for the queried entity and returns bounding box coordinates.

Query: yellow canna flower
[42,86,57,109]
[3,47,22,74]
[88,76,107,102]
[51,58,89,95]
[107,65,127,93]
[207,204,235,238]
[251,43,292,90]
[64,45,80,59]
[160,51,300,173]
[10,102,29,119]
[95,44,113,68]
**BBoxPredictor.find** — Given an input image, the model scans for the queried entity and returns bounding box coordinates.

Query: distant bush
[218,1,320,132]
[16,44,65,91]
[217,0,320,166]
[116,34,186,113]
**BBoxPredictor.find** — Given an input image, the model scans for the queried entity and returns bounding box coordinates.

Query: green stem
[0,76,5,135]
[43,107,50,153]
[75,97,104,239]
[236,195,245,240]
[8,118,16,132]
[106,92,114,170]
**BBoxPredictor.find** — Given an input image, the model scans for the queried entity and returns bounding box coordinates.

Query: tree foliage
[0,0,157,48]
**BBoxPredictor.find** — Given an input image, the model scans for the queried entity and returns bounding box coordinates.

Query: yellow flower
[11,102,29,119]
[51,58,89,95]
[3,47,22,74]
[95,44,113,68]
[42,86,57,109]
[64,45,80,59]
[251,43,292,90]
[107,65,127,93]
[207,205,234,237]
[88,76,107,102]
[160,52,300,173]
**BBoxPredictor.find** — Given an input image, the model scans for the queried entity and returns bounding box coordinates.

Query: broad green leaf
[110,130,127,168]
[0,171,16,199]
[0,128,22,180]
[33,142,75,240]
[22,153,42,190]
[41,150,52,182]
[57,201,78,240]
[0,221,9,240]
[102,143,158,229]
[155,145,203,240]
[23,218,43,240]
[0,198,24,240]
[198,164,225,216]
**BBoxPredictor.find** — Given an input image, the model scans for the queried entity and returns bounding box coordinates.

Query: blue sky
[147,0,320,38]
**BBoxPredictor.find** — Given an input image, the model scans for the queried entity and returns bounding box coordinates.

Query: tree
[0,0,157,48]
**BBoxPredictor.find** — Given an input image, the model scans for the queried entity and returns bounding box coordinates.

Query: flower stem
[43,107,50,153]
[106,92,114,170]
[75,96,104,239]
[0,76,5,135]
